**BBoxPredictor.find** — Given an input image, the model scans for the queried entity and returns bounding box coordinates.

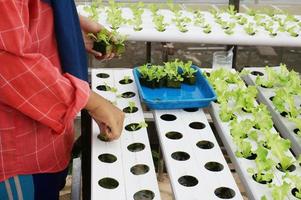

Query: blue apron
[43,0,88,81]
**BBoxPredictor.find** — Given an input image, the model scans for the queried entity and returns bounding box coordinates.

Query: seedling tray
[133,66,217,110]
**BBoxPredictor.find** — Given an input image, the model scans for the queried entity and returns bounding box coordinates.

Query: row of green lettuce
[205,68,301,200]
[254,64,301,137]
[83,0,301,37]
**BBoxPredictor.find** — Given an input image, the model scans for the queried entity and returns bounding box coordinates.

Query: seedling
[88,29,126,56]
[226,5,237,16]
[247,146,274,183]
[148,3,159,16]
[284,174,301,198]
[84,3,100,22]
[203,24,212,34]
[153,14,168,32]
[237,17,248,25]
[130,121,148,131]
[244,23,256,36]
[173,12,191,33]
[128,101,136,113]
[106,0,126,30]
[287,26,299,37]
[270,182,290,200]
[193,11,205,27]
[123,76,131,84]
[129,2,144,31]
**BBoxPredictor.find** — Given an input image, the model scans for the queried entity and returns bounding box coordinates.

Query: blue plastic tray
[133,66,217,110]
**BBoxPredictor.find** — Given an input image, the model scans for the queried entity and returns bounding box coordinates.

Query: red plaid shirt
[0,0,90,182]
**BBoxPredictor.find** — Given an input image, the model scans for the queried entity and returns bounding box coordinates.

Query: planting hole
[133,190,155,200]
[165,131,183,140]
[205,72,211,77]
[130,164,150,175]
[171,151,190,161]
[252,173,273,184]
[123,106,138,113]
[98,154,117,163]
[276,163,296,172]
[119,79,133,85]
[294,128,300,135]
[96,73,110,78]
[178,175,198,187]
[280,111,288,117]
[121,92,136,98]
[251,71,264,76]
[96,85,110,91]
[196,140,214,149]
[183,108,199,112]
[127,143,145,152]
[204,162,224,172]
[98,178,119,189]
[214,187,236,199]
[160,114,177,121]
[242,107,252,113]
[261,84,273,89]
[125,123,140,131]
[292,188,301,199]
[269,96,274,101]
[189,122,206,129]
[245,153,257,160]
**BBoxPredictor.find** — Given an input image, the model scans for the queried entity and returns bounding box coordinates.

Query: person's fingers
[80,15,103,33]
[88,49,103,57]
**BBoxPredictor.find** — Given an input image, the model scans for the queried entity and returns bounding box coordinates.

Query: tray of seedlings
[133,60,217,109]
[242,64,301,156]
[205,68,301,200]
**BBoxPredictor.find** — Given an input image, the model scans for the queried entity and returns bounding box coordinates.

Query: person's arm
[79,15,115,60]
[0,1,88,134]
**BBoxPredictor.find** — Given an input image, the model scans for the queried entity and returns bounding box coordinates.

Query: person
[0,0,124,199]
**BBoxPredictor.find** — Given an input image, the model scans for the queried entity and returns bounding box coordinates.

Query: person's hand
[85,91,125,141]
[79,15,115,60]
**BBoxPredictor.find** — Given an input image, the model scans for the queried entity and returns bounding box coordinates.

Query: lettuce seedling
[247,8,256,16]
[148,3,159,16]
[123,75,131,84]
[106,0,126,30]
[230,118,254,139]
[193,11,205,27]
[167,0,180,14]
[270,182,290,200]
[247,146,274,183]
[289,118,301,136]
[84,3,100,22]
[269,134,294,171]
[255,65,277,88]
[287,26,299,37]
[130,121,148,131]
[128,101,136,113]
[272,88,299,118]
[173,12,192,33]
[284,174,301,198]
[226,5,237,16]
[88,29,126,56]
[234,138,253,159]
[244,23,256,36]
[237,17,248,25]
[219,101,235,122]
[252,104,273,130]
[129,2,144,31]
[203,24,212,34]
[153,14,168,32]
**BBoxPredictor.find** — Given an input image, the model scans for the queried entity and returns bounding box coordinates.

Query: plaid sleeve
[0,1,90,134]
